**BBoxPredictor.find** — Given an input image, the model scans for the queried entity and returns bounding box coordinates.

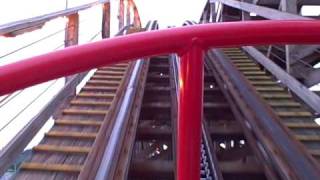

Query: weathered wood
[119,0,125,29]
[126,0,132,25]
[242,46,320,113]
[210,0,311,20]
[20,162,82,173]
[65,13,79,47]
[131,0,141,27]
[63,109,107,116]
[0,72,87,175]
[33,145,91,154]
[130,160,174,178]
[102,2,111,39]
[0,1,108,36]
[219,161,264,174]
[45,131,97,139]
[55,119,103,126]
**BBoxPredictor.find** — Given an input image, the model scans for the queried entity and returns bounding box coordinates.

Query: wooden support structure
[102,2,111,39]
[126,0,132,26]
[210,0,311,20]
[242,46,320,113]
[65,13,79,84]
[65,13,79,47]
[0,1,108,37]
[131,0,141,27]
[119,0,125,29]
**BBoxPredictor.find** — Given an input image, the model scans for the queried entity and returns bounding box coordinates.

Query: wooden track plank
[77,92,115,98]
[278,111,312,117]
[237,67,260,71]
[45,131,97,139]
[55,119,102,126]
[20,162,82,173]
[63,109,107,116]
[243,71,265,75]
[261,93,291,99]
[268,101,300,107]
[82,86,118,91]
[249,81,278,85]
[87,80,120,86]
[285,122,320,129]
[70,100,112,106]
[256,87,284,92]
[296,135,320,141]
[33,145,91,154]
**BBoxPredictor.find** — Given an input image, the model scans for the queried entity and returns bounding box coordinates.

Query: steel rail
[1,20,320,180]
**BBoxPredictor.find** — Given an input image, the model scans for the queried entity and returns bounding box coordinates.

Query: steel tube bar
[1,21,320,95]
[178,43,203,180]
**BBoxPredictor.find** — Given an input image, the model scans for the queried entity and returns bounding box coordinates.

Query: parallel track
[203,64,268,180]
[14,63,131,179]
[222,48,320,162]
[128,56,176,180]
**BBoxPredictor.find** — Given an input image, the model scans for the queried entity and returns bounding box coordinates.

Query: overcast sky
[0,0,206,150]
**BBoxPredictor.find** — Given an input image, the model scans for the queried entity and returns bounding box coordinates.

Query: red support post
[178,43,204,180]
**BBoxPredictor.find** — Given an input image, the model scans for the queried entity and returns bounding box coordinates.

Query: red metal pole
[178,43,203,180]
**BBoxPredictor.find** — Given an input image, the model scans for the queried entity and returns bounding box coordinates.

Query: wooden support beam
[131,0,141,27]
[65,13,79,47]
[64,13,79,84]
[119,0,125,29]
[126,0,131,26]
[210,0,311,20]
[0,1,108,36]
[130,160,174,178]
[242,46,320,113]
[219,161,264,174]
[102,2,111,39]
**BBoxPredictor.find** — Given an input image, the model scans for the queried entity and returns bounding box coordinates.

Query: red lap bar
[178,43,204,180]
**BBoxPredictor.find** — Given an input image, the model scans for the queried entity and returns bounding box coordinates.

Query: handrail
[1,21,320,95]
[0,0,108,36]
[1,20,320,180]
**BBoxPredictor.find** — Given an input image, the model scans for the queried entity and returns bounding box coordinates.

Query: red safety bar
[1,21,320,180]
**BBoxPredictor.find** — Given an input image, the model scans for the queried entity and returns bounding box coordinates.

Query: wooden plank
[268,101,300,107]
[20,162,82,173]
[296,135,320,141]
[102,2,111,39]
[70,100,112,106]
[0,72,87,175]
[87,80,120,86]
[242,46,320,113]
[285,122,320,129]
[278,111,312,117]
[77,92,115,98]
[65,13,79,47]
[55,119,103,126]
[0,1,109,36]
[46,131,97,139]
[211,0,311,20]
[63,109,107,116]
[33,145,91,154]
[261,93,291,99]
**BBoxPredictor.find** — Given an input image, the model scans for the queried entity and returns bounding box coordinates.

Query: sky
[0,0,206,151]
[0,0,319,157]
